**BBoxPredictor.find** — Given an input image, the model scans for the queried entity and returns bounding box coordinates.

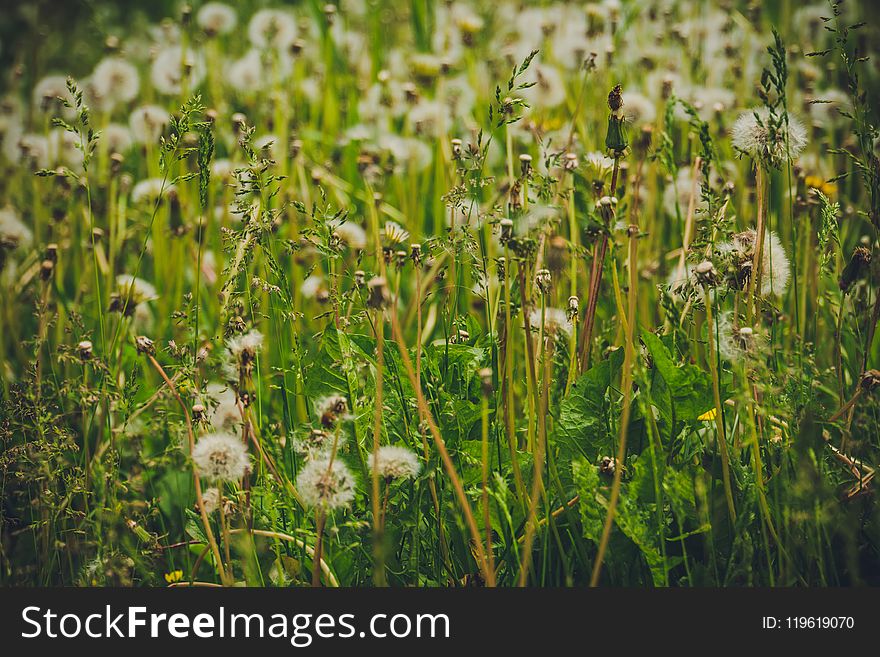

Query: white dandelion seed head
[129,105,170,144]
[33,75,75,116]
[369,445,422,481]
[91,57,140,106]
[715,312,765,363]
[622,90,656,127]
[300,274,325,300]
[0,207,32,250]
[8,133,50,168]
[528,307,573,338]
[329,219,367,251]
[520,64,567,109]
[116,274,158,305]
[227,49,267,93]
[731,107,807,167]
[248,9,298,50]
[720,229,790,297]
[226,329,263,362]
[197,2,238,35]
[211,158,236,181]
[201,487,221,514]
[204,382,240,431]
[131,177,176,204]
[297,458,356,510]
[150,46,205,96]
[103,123,133,155]
[191,432,250,482]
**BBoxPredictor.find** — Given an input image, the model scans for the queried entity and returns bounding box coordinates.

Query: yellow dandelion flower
[698,408,717,421]
[164,570,184,584]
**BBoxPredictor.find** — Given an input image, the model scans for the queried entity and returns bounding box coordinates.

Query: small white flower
[192,432,250,482]
[297,458,356,510]
[368,445,421,481]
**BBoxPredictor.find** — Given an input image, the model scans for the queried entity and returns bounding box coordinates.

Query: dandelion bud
[40,259,54,280]
[367,277,389,309]
[496,256,506,278]
[563,152,579,172]
[520,153,533,177]
[231,112,247,131]
[535,268,552,294]
[451,138,463,159]
[46,243,58,263]
[395,250,408,268]
[77,340,93,360]
[567,295,579,320]
[323,3,337,23]
[599,456,617,476]
[104,35,120,52]
[192,403,207,421]
[135,335,155,355]
[595,196,618,223]
[479,368,493,396]
[859,369,880,393]
[839,246,871,294]
[354,270,366,287]
[694,260,719,286]
[289,137,303,159]
[410,243,423,266]
[605,84,628,154]
[499,218,514,244]
[290,39,304,56]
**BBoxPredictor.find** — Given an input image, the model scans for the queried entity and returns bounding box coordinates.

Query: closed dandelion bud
[496,256,506,278]
[499,218,514,244]
[395,250,408,268]
[509,180,522,212]
[563,152,579,172]
[596,195,618,223]
[135,335,155,355]
[192,403,207,421]
[605,84,628,154]
[535,268,552,294]
[567,295,579,320]
[859,369,880,393]
[599,456,617,476]
[451,138,463,159]
[520,153,533,176]
[354,270,366,287]
[839,246,871,294]
[40,259,54,280]
[110,152,124,175]
[479,368,493,396]
[694,260,719,286]
[290,39,304,56]
[323,3,337,24]
[289,137,303,159]
[77,340,93,360]
[410,243,423,266]
[231,112,247,131]
[46,243,58,263]
[367,276,389,309]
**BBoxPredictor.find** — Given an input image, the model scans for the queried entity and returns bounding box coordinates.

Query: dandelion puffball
[191,432,250,481]
[731,107,807,167]
[297,458,356,510]
[369,445,422,480]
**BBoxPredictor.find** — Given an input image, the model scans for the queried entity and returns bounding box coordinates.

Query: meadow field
[1,0,879,587]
